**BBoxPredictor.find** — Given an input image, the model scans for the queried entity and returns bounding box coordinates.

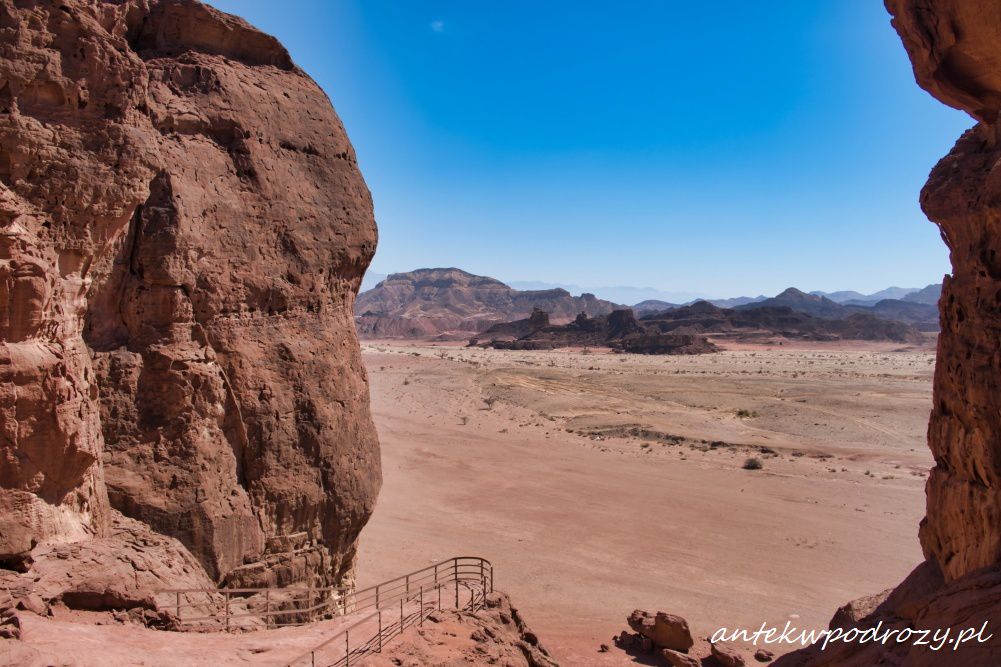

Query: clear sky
[208,0,971,298]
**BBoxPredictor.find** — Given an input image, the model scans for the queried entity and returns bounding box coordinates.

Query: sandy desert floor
[355,339,936,665]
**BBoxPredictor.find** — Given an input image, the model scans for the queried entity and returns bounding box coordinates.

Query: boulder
[662,648,701,667]
[627,609,694,652]
[828,588,892,631]
[712,641,747,667]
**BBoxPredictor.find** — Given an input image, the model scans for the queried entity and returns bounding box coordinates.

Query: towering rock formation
[776,2,1001,664]
[889,0,1001,585]
[0,0,379,592]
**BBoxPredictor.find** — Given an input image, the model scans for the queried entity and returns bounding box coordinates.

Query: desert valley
[357,339,935,664]
[4,1,1001,667]
[349,267,941,663]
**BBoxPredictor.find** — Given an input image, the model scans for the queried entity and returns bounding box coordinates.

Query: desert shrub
[743,457,763,470]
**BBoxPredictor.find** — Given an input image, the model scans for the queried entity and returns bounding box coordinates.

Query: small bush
[736,409,759,418]
[743,457,763,470]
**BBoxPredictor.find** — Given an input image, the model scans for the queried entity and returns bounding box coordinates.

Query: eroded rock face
[0,0,159,562]
[887,0,1001,585]
[1,0,379,590]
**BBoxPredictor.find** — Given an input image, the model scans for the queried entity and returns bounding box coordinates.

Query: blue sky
[209,1,971,298]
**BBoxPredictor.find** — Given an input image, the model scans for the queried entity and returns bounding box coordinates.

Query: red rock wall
[1,0,380,589]
[887,0,1001,584]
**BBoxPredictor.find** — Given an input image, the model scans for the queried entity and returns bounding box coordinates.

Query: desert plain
[355,338,936,664]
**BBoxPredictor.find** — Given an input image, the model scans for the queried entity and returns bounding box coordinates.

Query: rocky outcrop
[360,592,559,667]
[1,0,379,593]
[0,511,214,615]
[355,268,620,339]
[472,308,712,353]
[617,333,719,355]
[626,610,694,653]
[775,1,1001,664]
[888,0,1001,584]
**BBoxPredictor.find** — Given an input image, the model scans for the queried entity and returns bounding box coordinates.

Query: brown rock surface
[711,641,746,667]
[0,511,214,615]
[1,0,378,591]
[627,609,694,653]
[888,0,1001,587]
[827,588,891,631]
[358,592,559,667]
[661,647,700,667]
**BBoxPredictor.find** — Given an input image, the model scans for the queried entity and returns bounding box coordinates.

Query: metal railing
[156,556,494,664]
[157,583,349,631]
[285,556,494,666]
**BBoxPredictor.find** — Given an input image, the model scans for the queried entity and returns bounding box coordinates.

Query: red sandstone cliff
[775,3,1001,664]
[0,0,379,598]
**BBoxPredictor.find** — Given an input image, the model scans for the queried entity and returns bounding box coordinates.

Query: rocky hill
[0,0,378,610]
[355,268,619,338]
[632,299,680,315]
[736,287,849,319]
[901,281,942,304]
[856,298,939,331]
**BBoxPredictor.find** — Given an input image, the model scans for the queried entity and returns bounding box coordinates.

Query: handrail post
[378,610,382,652]
[375,583,379,609]
[405,574,409,600]
[454,559,459,608]
[419,585,424,626]
[265,589,271,628]
[224,591,230,632]
[345,628,350,666]
[400,597,403,631]
[175,591,181,622]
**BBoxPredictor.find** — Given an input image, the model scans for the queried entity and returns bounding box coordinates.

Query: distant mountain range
[355,267,943,339]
